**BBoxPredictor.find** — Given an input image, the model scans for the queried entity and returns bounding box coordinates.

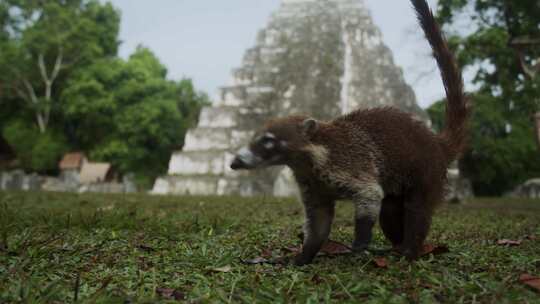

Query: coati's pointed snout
[230,157,245,170]
[230,147,262,170]
[230,156,252,170]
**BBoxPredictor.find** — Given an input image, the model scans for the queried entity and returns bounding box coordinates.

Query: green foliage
[0,0,120,132]
[62,47,208,182]
[429,0,540,195]
[30,132,69,173]
[1,192,539,302]
[2,121,38,169]
[426,100,445,133]
[2,120,68,172]
[1,2,208,185]
[2,0,119,66]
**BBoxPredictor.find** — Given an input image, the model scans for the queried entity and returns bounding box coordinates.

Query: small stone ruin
[508,179,540,199]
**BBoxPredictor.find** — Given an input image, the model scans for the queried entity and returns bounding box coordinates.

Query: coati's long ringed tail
[411,0,470,162]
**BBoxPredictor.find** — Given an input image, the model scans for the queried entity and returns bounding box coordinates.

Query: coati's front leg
[379,196,405,247]
[351,183,384,252]
[295,194,335,266]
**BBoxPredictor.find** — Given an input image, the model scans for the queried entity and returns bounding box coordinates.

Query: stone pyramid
[152,0,428,197]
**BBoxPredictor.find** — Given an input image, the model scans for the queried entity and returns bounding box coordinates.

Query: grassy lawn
[0,191,539,303]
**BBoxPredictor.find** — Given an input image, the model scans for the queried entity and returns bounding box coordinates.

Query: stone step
[167,150,258,177]
[168,150,234,176]
[151,175,273,197]
[197,106,239,128]
[219,86,247,107]
[182,127,254,152]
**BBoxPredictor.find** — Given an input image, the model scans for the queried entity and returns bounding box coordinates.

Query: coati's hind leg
[351,183,384,252]
[379,196,405,247]
[295,194,336,266]
[401,189,439,260]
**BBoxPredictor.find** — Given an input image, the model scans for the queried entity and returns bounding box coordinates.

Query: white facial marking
[262,132,278,150]
[264,141,275,150]
[264,132,276,139]
[237,147,262,167]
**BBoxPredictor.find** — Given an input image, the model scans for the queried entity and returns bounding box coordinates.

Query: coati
[230,0,469,265]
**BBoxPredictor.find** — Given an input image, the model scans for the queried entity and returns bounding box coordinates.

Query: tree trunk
[19,78,47,133]
[37,50,63,133]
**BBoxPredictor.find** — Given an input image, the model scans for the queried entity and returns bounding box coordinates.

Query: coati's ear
[302,118,319,136]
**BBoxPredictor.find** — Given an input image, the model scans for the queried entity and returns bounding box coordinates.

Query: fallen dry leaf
[245,239,352,265]
[372,257,389,268]
[282,246,301,254]
[420,282,435,289]
[242,246,279,264]
[261,247,273,258]
[311,274,323,284]
[320,240,352,255]
[156,287,186,300]
[421,244,450,256]
[519,274,540,292]
[497,239,522,246]
[211,265,232,273]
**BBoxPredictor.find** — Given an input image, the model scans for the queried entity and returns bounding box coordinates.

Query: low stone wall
[445,169,474,202]
[0,170,137,194]
[0,170,42,191]
[508,179,540,199]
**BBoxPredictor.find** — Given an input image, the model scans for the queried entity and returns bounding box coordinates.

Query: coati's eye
[261,134,276,150]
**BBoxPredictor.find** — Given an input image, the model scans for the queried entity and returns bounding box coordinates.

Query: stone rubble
[507,179,540,199]
[0,170,136,194]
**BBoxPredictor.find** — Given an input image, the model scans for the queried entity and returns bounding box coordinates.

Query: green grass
[0,191,539,303]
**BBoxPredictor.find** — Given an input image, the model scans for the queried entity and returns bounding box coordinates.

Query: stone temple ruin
[152,0,429,197]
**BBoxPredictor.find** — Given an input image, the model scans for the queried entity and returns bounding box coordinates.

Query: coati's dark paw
[401,248,420,261]
[293,254,314,266]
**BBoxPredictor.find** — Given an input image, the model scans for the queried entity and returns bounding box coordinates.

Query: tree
[2,120,69,172]
[428,0,540,195]
[1,2,208,181]
[61,47,208,185]
[0,0,119,133]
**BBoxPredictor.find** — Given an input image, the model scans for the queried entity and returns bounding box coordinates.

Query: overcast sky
[108,0,443,108]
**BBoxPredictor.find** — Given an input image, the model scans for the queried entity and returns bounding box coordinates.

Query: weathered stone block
[273,167,300,198]
[168,151,235,176]
[123,173,137,193]
[42,177,74,192]
[445,168,474,202]
[508,179,540,199]
[151,177,170,195]
[198,107,238,129]
[182,128,231,151]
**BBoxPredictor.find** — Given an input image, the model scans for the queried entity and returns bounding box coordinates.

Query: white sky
[108,0,444,108]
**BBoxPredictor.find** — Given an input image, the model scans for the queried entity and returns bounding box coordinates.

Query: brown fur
[230,0,470,265]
